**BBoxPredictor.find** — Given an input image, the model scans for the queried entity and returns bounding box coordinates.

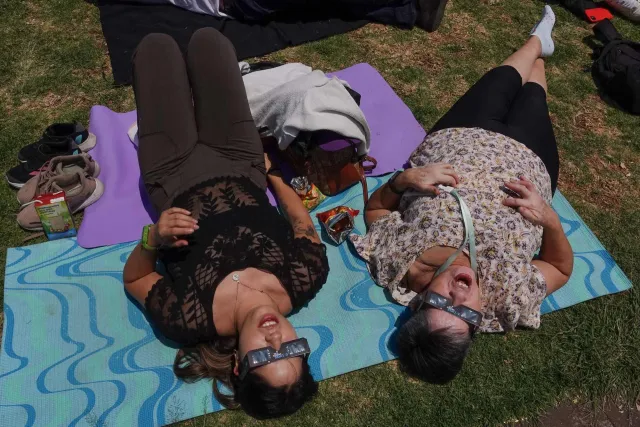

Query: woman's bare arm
[532,213,574,296]
[365,165,459,227]
[503,177,573,296]
[123,241,163,306]
[268,171,321,244]
[364,181,403,227]
[123,208,198,305]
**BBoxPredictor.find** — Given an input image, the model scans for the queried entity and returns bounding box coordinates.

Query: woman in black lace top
[123,29,329,419]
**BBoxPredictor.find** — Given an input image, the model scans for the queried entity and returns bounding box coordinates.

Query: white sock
[530,5,556,57]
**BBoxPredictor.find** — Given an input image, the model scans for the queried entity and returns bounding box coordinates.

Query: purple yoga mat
[78,63,426,248]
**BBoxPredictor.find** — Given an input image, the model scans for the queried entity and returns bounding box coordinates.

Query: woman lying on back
[352,6,573,384]
[123,28,329,418]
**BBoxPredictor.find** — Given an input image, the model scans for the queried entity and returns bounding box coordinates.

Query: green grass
[1,0,639,426]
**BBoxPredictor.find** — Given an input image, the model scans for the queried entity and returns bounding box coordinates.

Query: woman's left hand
[502,176,556,227]
[264,152,273,172]
[395,163,460,195]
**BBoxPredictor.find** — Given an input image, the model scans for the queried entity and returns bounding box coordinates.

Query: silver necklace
[232,273,278,332]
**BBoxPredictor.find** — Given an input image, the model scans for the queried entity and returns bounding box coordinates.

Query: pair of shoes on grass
[16,153,104,231]
[9,125,105,231]
[6,122,97,189]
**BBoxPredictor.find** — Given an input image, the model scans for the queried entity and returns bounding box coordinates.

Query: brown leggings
[132,28,266,213]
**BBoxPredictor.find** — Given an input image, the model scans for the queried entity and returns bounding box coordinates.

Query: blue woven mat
[0,176,631,426]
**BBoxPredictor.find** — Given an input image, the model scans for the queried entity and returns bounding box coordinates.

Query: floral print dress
[350,128,553,333]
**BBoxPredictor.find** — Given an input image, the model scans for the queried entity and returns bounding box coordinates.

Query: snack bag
[34,191,77,240]
[291,176,326,211]
[316,206,359,244]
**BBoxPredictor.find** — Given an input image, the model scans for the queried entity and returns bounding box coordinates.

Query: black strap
[244,61,285,74]
[593,19,622,44]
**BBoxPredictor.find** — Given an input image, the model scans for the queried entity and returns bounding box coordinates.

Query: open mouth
[259,314,279,328]
[454,272,473,290]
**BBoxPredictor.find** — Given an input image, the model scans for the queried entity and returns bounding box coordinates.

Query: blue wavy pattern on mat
[0,306,29,380]
[0,404,35,427]
[296,325,334,378]
[5,248,31,269]
[0,182,631,427]
[30,287,96,427]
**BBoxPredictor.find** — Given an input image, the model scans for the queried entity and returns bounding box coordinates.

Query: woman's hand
[264,152,272,172]
[502,176,556,227]
[151,208,199,248]
[264,151,282,175]
[394,163,460,195]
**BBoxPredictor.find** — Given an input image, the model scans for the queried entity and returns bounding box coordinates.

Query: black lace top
[144,176,329,346]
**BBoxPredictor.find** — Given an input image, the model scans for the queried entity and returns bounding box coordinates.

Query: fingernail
[189,229,194,233]
[194,225,200,230]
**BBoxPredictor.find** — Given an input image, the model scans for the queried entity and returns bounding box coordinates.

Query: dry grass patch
[559,152,639,213]
[432,74,470,110]
[570,95,623,140]
[16,91,84,113]
[24,15,56,33]
[436,10,489,43]
[497,13,513,24]
[395,79,421,98]
[547,64,563,77]
[352,13,489,74]
[268,45,329,69]
[351,25,435,66]
[25,1,81,38]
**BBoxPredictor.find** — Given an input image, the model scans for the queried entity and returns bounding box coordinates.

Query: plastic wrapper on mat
[316,206,360,244]
[291,176,326,211]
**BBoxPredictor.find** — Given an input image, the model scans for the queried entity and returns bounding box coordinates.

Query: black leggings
[430,65,559,193]
[132,29,266,213]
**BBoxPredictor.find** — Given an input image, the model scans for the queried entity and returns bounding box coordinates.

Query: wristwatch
[141,224,158,251]
[387,171,405,195]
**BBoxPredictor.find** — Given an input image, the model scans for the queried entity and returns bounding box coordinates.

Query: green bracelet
[141,224,158,251]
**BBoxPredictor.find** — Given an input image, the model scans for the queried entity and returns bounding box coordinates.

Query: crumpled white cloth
[243,63,370,155]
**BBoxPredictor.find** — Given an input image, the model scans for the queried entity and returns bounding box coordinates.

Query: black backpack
[592,19,640,115]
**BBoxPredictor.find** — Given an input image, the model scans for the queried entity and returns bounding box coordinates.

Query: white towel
[244,65,370,155]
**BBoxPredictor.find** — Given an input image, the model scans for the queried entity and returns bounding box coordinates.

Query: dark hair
[232,360,318,419]
[173,337,318,419]
[396,310,472,384]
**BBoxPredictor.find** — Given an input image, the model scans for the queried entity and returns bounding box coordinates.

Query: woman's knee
[521,81,548,101]
[188,27,236,58]
[134,33,181,63]
[489,65,524,87]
